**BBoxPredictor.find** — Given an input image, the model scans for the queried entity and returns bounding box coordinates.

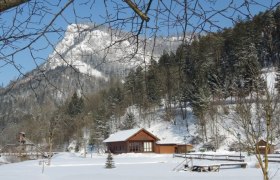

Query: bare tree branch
[123,0,150,22]
[0,0,30,12]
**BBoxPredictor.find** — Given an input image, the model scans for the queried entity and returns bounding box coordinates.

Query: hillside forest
[1,6,280,152]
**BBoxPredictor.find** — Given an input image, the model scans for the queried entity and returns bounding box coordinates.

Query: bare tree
[1,1,280,178]
[47,111,63,165]
[222,73,280,180]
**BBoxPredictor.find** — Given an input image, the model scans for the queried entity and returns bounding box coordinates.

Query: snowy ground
[1,152,280,180]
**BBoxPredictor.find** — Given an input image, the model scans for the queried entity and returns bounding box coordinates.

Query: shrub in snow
[189,136,203,145]
[105,151,115,169]
[75,143,80,152]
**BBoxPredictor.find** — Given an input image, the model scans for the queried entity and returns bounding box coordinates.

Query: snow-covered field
[1,152,280,180]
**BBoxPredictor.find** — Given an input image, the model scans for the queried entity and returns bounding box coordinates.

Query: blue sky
[0,0,279,87]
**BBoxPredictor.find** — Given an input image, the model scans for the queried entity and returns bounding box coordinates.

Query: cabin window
[129,142,141,152]
[144,142,152,152]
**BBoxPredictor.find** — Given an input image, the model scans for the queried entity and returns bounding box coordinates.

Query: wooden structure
[174,153,245,162]
[104,128,160,154]
[18,132,26,144]
[0,144,46,159]
[266,155,280,163]
[0,132,47,159]
[220,162,247,168]
[191,164,220,172]
[190,162,247,172]
[104,128,194,154]
[173,158,193,171]
[173,155,247,172]
[155,143,193,154]
[155,143,177,154]
[255,140,275,154]
[177,144,194,153]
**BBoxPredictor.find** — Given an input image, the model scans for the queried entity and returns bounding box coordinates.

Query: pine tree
[124,70,136,105]
[146,59,161,106]
[275,63,280,93]
[134,66,146,110]
[106,85,124,127]
[262,11,276,66]
[190,84,211,143]
[274,6,280,65]
[75,142,80,152]
[94,105,110,139]
[158,51,175,121]
[234,36,262,96]
[105,151,115,169]
[67,92,84,117]
[122,112,136,130]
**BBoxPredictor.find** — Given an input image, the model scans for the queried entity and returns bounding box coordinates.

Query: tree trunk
[48,135,53,165]
[0,0,30,12]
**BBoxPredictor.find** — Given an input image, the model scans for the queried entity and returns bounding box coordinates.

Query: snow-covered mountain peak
[43,24,145,79]
[42,23,184,79]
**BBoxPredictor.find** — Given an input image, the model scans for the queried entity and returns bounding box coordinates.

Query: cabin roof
[256,139,276,146]
[104,128,142,142]
[103,128,159,143]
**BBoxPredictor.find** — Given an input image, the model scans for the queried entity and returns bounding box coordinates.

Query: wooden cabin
[155,143,177,154]
[255,139,275,154]
[0,132,47,160]
[155,143,194,154]
[103,128,160,154]
[104,128,195,154]
[18,132,26,144]
[176,144,194,153]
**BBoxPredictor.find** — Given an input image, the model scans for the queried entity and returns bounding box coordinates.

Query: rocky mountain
[0,23,183,131]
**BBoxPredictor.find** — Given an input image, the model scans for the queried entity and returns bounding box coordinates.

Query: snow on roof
[103,128,142,143]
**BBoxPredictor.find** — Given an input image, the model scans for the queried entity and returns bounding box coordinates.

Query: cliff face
[0,23,182,134]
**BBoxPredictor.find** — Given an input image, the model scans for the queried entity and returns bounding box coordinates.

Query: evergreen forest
[2,6,280,151]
